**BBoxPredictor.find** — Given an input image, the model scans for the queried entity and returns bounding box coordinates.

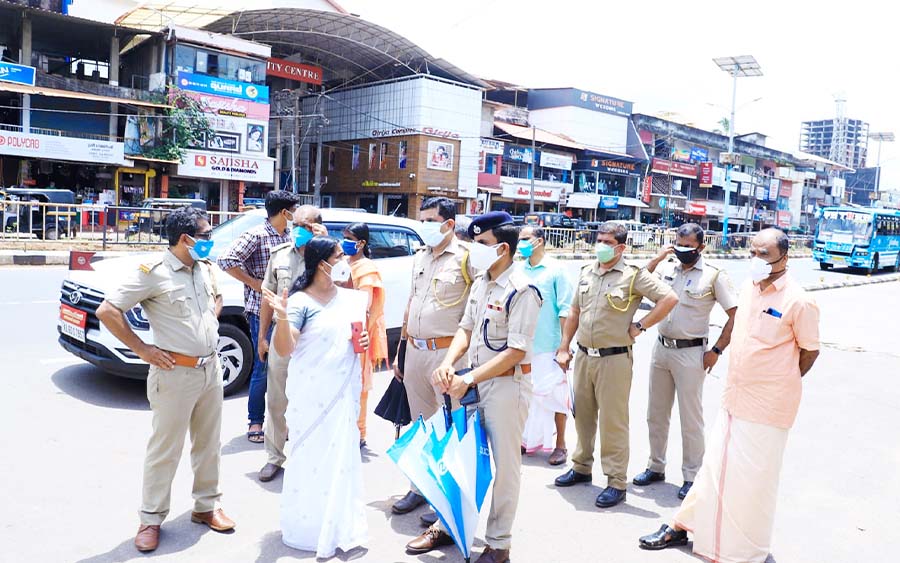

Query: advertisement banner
[427,141,454,171]
[599,195,619,209]
[779,181,793,198]
[266,58,322,85]
[504,145,533,164]
[699,162,713,187]
[690,147,709,162]
[0,130,126,165]
[673,147,692,162]
[777,211,792,228]
[686,201,707,215]
[177,71,269,103]
[589,159,642,177]
[500,179,560,202]
[177,151,274,183]
[480,138,505,155]
[182,90,270,120]
[539,151,573,170]
[641,175,652,203]
[0,61,36,86]
[651,158,698,179]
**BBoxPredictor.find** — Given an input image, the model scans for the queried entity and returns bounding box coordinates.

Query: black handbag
[456,367,480,406]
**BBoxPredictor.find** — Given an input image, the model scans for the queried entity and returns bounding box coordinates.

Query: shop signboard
[480,138,505,155]
[504,145,533,164]
[641,175,652,203]
[651,158,697,179]
[500,178,560,202]
[779,182,793,198]
[266,57,322,85]
[590,159,643,177]
[690,147,709,162]
[685,201,707,215]
[0,61,36,86]
[539,151,573,170]
[177,150,275,183]
[777,211,792,228]
[0,130,126,165]
[699,162,713,187]
[177,71,269,103]
[182,90,270,120]
[599,195,619,209]
[527,88,633,117]
[712,166,726,186]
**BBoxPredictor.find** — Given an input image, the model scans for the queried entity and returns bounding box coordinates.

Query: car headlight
[855,249,868,256]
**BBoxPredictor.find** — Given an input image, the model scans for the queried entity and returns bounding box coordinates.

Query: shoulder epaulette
[138,258,164,274]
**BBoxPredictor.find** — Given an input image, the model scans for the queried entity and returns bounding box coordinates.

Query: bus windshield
[817,210,873,244]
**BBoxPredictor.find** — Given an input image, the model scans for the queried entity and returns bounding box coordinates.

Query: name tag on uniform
[487,303,503,312]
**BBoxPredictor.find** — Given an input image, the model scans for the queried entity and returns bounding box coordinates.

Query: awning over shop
[0,82,171,109]
[493,121,584,150]
[617,196,649,208]
[566,192,648,209]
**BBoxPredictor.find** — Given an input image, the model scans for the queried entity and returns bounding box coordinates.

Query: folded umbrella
[374,377,412,428]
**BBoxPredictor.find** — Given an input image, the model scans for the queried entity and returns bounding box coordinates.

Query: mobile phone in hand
[351,321,365,353]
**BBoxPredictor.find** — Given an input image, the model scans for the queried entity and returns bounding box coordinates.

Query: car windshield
[817,210,873,244]
[209,212,267,260]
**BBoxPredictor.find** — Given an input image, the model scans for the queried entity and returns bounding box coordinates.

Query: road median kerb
[0,250,131,267]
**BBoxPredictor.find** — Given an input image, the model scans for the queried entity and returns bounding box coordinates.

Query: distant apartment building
[800,117,869,170]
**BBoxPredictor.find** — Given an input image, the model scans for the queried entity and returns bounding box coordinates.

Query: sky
[72,0,899,188]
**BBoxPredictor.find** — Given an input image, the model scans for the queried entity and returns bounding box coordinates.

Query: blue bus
[813,206,900,273]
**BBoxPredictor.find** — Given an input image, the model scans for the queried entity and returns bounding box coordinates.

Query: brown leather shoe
[191,508,235,532]
[548,447,567,466]
[476,546,511,563]
[258,463,282,482]
[405,525,454,554]
[134,524,160,552]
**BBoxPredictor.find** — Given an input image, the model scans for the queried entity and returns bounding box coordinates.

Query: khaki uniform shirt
[460,266,543,368]
[407,237,475,339]
[655,256,739,340]
[574,256,673,348]
[262,242,304,296]
[105,250,221,357]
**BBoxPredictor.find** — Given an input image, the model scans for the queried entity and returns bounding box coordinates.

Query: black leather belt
[658,335,707,349]
[577,344,630,358]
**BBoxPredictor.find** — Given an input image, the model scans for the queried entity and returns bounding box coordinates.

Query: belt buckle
[196,355,212,368]
[412,338,428,350]
[586,347,601,358]
[662,336,676,349]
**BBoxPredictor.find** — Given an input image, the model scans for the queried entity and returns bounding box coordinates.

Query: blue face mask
[187,236,214,261]
[341,239,360,256]
[517,239,534,258]
[292,226,313,248]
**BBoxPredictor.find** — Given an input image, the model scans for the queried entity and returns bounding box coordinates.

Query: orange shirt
[723,274,820,429]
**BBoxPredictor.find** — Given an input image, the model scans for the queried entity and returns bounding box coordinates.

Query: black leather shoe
[419,509,438,527]
[633,469,666,486]
[392,491,426,514]
[678,481,693,499]
[595,486,626,508]
[639,524,688,550]
[554,469,592,487]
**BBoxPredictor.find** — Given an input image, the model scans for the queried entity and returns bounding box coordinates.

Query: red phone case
[351,321,365,353]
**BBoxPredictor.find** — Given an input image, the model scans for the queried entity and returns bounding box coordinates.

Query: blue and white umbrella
[388,400,492,562]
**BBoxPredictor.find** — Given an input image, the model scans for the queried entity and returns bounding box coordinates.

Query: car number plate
[831,256,845,263]
[60,304,87,342]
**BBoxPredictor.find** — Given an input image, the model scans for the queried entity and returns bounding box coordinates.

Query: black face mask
[673,247,700,265]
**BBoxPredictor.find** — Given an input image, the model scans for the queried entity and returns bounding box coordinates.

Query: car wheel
[217,323,252,396]
[45,227,59,240]
[819,262,832,271]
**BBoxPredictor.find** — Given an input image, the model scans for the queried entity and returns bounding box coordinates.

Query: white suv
[57,209,422,395]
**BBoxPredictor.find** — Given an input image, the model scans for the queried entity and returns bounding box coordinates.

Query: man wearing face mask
[96,207,233,552]
[632,223,738,501]
[517,226,574,466]
[554,222,678,509]
[256,205,327,482]
[412,212,541,563]
[392,196,475,522]
[218,190,301,444]
[639,228,820,563]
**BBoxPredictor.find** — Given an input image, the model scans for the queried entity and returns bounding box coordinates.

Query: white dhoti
[673,408,789,563]
[522,352,569,452]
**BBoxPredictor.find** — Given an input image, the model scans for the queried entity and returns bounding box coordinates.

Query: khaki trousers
[647,341,706,481]
[571,348,634,490]
[402,344,461,494]
[265,351,289,467]
[140,360,223,525]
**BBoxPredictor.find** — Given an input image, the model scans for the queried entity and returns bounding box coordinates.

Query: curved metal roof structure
[203,9,488,91]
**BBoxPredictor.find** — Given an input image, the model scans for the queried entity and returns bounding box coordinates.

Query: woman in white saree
[264,236,369,558]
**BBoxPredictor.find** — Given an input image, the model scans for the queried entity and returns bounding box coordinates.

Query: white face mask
[469,241,503,270]
[420,220,449,247]
[323,259,351,283]
[749,256,774,283]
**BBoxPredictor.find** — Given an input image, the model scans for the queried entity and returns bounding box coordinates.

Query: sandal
[247,431,264,444]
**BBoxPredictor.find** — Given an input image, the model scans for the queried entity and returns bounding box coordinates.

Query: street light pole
[714,55,762,246]
[530,125,536,213]
[870,132,895,202]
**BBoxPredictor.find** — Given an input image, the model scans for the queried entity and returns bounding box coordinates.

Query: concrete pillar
[20,15,32,134]
[109,36,120,140]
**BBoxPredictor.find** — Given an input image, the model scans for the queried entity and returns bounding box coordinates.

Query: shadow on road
[74,511,213,563]
[629,482,684,509]
[51,364,149,410]
[222,432,266,456]
[548,483,660,519]
[253,530,370,562]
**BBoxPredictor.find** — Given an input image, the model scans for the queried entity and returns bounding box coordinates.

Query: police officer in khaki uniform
[392,197,475,518]
[406,211,541,563]
[96,207,235,553]
[256,206,328,482]
[632,223,738,500]
[554,221,678,509]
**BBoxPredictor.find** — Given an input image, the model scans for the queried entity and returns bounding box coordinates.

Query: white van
[57,209,423,395]
[609,220,653,247]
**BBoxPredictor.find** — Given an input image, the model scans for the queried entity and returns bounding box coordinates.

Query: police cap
[468,211,514,238]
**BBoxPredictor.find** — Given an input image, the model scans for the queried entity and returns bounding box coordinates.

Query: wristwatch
[462,372,475,386]
[711,346,723,355]
[634,321,646,332]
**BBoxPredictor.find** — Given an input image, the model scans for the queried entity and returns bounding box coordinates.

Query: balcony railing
[0,123,123,143]
[34,72,159,104]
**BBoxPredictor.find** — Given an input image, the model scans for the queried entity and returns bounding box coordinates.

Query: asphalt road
[1,260,898,562]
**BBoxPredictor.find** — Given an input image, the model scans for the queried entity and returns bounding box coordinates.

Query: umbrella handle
[443,393,452,431]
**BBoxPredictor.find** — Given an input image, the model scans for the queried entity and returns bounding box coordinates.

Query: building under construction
[800,103,869,170]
